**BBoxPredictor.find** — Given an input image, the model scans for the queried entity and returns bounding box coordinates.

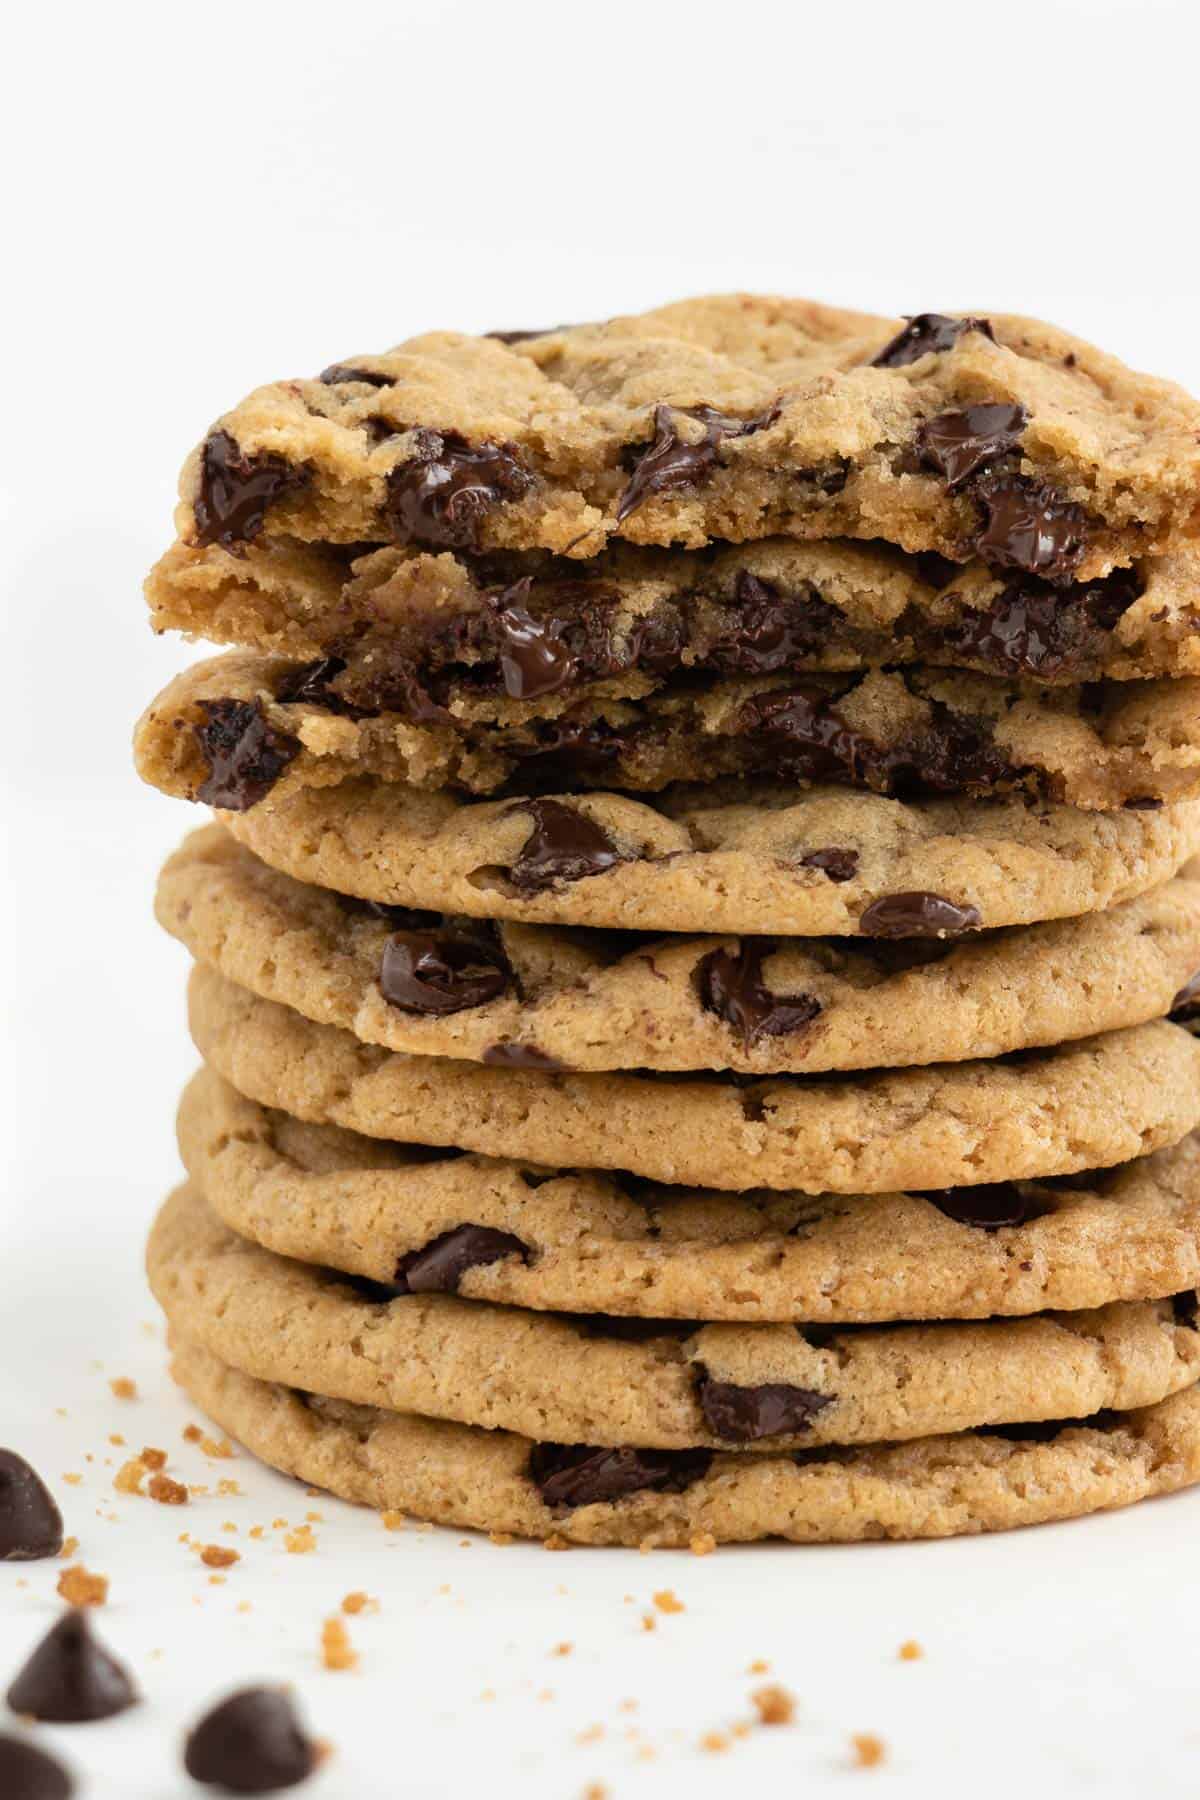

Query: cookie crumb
[653,1589,684,1614]
[108,1434,125,1447]
[551,1642,573,1657]
[583,1785,608,1800]
[488,1531,514,1546]
[641,1614,656,1633]
[284,1524,317,1554]
[320,1617,358,1671]
[751,1684,795,1726]
[140,1447,167,1471]
[700,1730,729,1753]
[342,1591,375,1615]
[61,1473,82,1486]
[148,1472,189,1506]
[216,1479,241,1497]
[57,1564,109,1607]
[898,1639,923,1661]
[748,1659,770,1674]
[59,1536,80,1560]
[114,1459,145,1494]
[851,1733,886,1768]
[200,1544,240,1569]
[380,1510,406,1532]
[575,1725,605,1746]
[690,1532,717,1556]
[109,1378,137,1400]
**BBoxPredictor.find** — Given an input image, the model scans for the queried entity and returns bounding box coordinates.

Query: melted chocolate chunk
[972,473,1091,583]
[193,430,310,551]
[484,578,578,698]
[379,927,510,1016]
[385,428,533,549]
[0,1736,72,1800]
[921,1184,1054,1230]
[798,847,859,882]
[858,892,982,938]
[710,572,841,674]
[528,1442,713,1509]
[938,568,1140,679]
[273,656,355,713]
[1170,970,1200,1024]
[318,362,393,388]
[192,700,301,811]
[871,313,995,368]
[694,1370,834,1442]
[916,403,1029,490]
[6,1612,138,1724]
[482,1042,568,1070]
[393,1225,530,1294]
[1172,1291,1200,1328]
[0,1451,63,1561]
[507,798,629,894]
[694,942,822,1046]
[616,403,777,523]
[184,1686,316,1794]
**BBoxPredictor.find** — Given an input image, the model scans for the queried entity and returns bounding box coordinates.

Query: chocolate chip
[694,942,822,1046]
[193,431,310,551]
[858,892,982,938]
[506,798,629,895]
[616,402,777,523]
[0,1451,64,1561]
[916,403,1028,490]
[709,572,840,674]
[5,1611,138,1723]
[920,1184,1054,1230]
[971,473,1091,583]
[379,928,510,1016]
[1170,970,1200,1024]
[0,1736,73,1800]
[192,700,301,811]
[393,1225,531,1294]
[318,362,393,387]
[1124,796,1163,811]
[484,578,578,698]
[528,1443,712,1509]
[871,313,995,368]
[273,657,356,714]
[694,1370,834,1441]
[482,1042,567,1070]
[938,568,1140,679]
[184,1686,316,1793]
[385,429,533,549]
[1171,1291,1200,1328]
[798,847,859,883]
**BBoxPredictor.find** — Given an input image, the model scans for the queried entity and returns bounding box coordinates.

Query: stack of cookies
[136,297,1200,1546]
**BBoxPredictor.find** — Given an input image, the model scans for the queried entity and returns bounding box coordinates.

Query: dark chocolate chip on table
[0,1450,64,1560]
[694,1371,834,1442]
[506,798,630,894]
[385,429,534,550]
[379,929,510,1016]
[184,1685,317,1794]
[920,1184,1054,1230]
[5,1610,138,1723]
[0,1735,73,1800]
[694,942,822,1046]
[616,402,777,522]
[528,1443,713,1509]
[393,1225,531,1295]
[871,313,995,369]
[192,700,301,812]
[193,431,311,552]
[857,892,982,938]
[916,403,1029,490]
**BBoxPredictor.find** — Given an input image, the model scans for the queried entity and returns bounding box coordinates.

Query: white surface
[4,0,1200,1792]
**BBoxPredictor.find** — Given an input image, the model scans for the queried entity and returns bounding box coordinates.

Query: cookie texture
[218,776,1200,935]
[150,1184,1200,1451]
[186,971,1200,1194]
[146,533,1200,686]
[158,828,1200,1076]
[170,1338,1200,1546]
[170,298,1200,575]
[180,1073,1200,1323]
[134,645,1200,810]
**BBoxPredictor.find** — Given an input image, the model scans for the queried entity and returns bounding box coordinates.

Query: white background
[4,0,1200,1793]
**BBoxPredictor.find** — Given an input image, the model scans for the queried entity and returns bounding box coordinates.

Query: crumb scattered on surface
[285,1525,317,1555]
[700,1731,729,1753]
[751,1684,795,1726]
[149,1473,188,1507]
[690,1532,716,1556]
[62,1473,82,1486]
[342,1592,376,1615]
[551,1642,573,1657]
[217,1479,241,1497]
[141,1447,167,1471]
[488,1531,513,1546]
[852,1733,886,1768]
[108,1435,125,1448]
[898,1639,923,1661]
[114,1459,145,1495]
[653,1590,684,1614]
[641,1614,656,1633]
[321,1617,358,1672]
[583,1785,608,1800]
[748,1659,770,1674]
[199,1545,240,1569]
[575,1725,605,1746]
[59,1536,79,1560]
[543,1534,570,1552]
[57,1564,108,1607]
[109,1378,137,1400]
[381,1511,406,1532]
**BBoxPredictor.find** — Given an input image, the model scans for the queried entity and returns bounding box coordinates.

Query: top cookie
[170,297,1200,577]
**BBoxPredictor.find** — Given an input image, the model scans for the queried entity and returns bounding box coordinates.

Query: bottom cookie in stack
[147,1080,1200,1546]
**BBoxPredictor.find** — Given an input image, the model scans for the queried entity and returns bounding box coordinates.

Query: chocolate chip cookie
[157,827,1200,1075]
